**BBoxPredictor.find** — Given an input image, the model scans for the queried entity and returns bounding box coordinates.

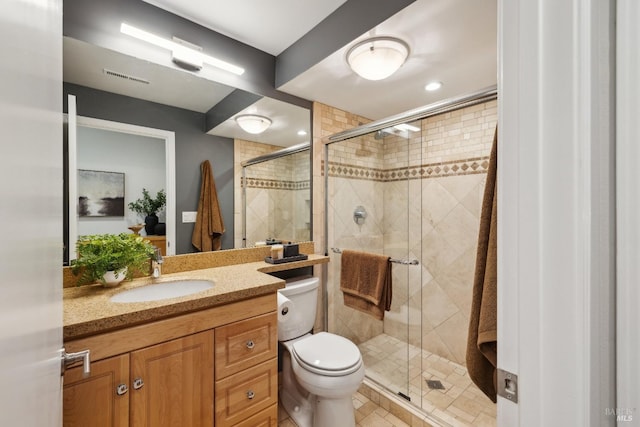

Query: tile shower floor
[358,334,496,427]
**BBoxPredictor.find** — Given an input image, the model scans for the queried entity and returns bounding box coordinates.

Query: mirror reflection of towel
[466,127,498,402]
[192,160,225,251]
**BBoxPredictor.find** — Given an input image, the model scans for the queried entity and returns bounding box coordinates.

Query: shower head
[374,129,392,140]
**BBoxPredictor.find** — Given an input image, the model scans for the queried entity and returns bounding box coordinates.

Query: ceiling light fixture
[425,81,443,91]
[346,36,410,81]
[120,23,245,75]
[235,115,272,134]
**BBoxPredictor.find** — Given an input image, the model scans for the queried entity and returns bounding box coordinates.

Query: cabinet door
[63,354,129,427]
[130,331,214,427]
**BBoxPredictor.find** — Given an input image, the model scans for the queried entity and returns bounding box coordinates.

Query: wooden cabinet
[214,313,278,426]
[130,331,214,427]
[63,354,129,427]
[64,332,213,427]
[63,294,277,427]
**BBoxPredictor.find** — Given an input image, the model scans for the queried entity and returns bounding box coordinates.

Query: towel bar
[330,247,419,266]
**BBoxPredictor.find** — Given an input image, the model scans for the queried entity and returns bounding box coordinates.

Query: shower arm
[330,248,419,266]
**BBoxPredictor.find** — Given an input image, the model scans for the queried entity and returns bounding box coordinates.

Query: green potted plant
[128,188,166,235]
[71,233,156,287]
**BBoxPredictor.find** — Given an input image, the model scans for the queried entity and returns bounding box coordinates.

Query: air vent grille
[103,69,150,85]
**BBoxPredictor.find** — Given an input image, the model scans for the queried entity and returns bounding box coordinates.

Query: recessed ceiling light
[297,130,307,136]
[425,81,443,91]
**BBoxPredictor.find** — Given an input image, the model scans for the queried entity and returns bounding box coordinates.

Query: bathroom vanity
[62,247,328,427]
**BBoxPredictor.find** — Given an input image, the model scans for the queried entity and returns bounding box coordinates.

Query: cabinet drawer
[230,403,277,427]
[215,312,277,379]
[214,358,278,427]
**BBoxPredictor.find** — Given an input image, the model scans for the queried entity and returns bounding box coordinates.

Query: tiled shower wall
[234,139,310,248]
[326,100,497,365]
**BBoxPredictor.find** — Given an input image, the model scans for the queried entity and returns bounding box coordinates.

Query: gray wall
[64,82,234,254]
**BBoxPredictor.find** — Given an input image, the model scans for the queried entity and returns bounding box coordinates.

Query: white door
[499,0,616,426]
[0,1,64,426]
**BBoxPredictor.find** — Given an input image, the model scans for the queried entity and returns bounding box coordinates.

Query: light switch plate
[182,211,197,223]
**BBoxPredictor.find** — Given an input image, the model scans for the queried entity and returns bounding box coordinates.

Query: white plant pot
[101,267,128,287]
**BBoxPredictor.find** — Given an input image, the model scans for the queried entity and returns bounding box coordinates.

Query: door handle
[61,348,91,377]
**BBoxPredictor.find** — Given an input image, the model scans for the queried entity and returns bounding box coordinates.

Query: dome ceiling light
[235,114,272,134]
[346,36,410,81]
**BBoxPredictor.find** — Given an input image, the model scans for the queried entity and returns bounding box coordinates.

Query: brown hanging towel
[192,160,225,251]
[466,127,498,403]
[339,250,392,320]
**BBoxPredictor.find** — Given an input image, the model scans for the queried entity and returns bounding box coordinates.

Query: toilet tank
[277,276,319,341]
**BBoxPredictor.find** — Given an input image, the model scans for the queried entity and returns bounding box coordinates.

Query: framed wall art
[78,169,125,217]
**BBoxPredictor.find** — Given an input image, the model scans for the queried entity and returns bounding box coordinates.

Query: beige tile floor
[278,334,496,427]
[358,334,496,427]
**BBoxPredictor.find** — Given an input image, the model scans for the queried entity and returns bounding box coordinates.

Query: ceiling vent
[103,69,150,85]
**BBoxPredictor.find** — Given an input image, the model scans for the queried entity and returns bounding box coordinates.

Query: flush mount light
[425,81,443,91]
[120,23,244,75]
[235,115,272,134]
[346,36,410,81]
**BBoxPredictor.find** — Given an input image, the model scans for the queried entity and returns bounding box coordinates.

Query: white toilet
[278,276,365,427]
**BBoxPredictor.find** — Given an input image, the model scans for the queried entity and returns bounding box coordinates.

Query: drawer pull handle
[116,383,128,396]
[246,340,255,350]
[247,390,255,400]
[133,378,144,390]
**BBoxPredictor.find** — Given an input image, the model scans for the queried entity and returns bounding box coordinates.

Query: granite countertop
[64,254,328,341]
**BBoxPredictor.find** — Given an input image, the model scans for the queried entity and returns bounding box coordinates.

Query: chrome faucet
[151,247,163,279]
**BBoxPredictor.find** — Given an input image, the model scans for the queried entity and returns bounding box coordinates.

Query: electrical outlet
[182,211,197,223]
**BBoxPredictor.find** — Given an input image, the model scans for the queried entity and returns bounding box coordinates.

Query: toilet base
[280,386,313,427]
[314,395,356,427]
[280,389,356,427]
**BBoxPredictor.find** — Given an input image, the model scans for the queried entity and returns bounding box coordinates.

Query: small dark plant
[71,233,156,286]
[128,188,166,216]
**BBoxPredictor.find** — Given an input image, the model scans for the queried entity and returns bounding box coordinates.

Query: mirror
[63,36,311,257]
[241,144,311,248]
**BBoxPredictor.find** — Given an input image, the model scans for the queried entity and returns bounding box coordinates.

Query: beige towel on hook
[340,250,392,320]
[192,160,225,251]
[466,127,498,403]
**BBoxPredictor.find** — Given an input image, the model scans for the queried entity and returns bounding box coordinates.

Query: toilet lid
[291,332,362,376]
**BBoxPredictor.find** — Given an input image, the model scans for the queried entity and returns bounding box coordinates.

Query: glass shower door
[326,121,422,403]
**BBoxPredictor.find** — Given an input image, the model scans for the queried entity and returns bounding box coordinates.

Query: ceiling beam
[205,89,262,132]
[275,0,416,88]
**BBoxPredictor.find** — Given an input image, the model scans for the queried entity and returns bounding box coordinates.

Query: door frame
[615,0,640,420]
[67,114,176,258]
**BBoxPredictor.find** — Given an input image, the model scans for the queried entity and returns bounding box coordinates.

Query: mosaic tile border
[326,156,490,182]
[242,177,310,190]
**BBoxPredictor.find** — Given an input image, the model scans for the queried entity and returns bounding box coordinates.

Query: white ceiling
[63,0,497,146]
[142,0,348,56]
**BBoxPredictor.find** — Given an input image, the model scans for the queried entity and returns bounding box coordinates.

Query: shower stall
[324,87,497,426]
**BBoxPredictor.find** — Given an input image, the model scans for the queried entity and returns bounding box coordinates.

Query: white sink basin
[110,280,215,303]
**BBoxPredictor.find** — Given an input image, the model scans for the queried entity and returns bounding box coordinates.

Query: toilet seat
[291,332,362,377]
